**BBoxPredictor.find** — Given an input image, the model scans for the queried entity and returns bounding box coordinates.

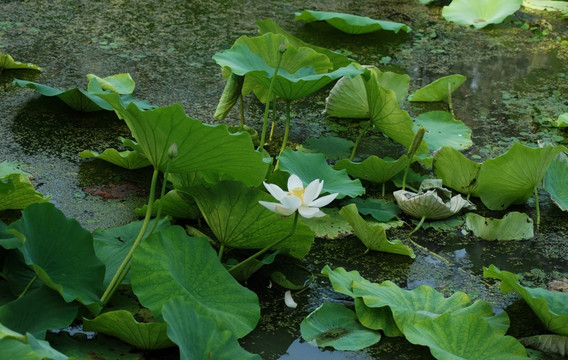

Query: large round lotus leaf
[9,203,105,313]
[0,286,78,339]
[402,313,529,360]
[433,146,481,197]
[484,265,568,336]
[213,33,364,102]
[334,154,408,185]
[465,212,534,241]
[414,111,472,151]
[83,310,174,350]
[163,297,261,360]
[130,226,260,338]
[409,74,466,102]
[543,151,568,211]
[477,143,567,210]
[187,180,314,258]
[339,204,415,258]
[295,10,411,34]
[97,93,268,186]
[278,149,365,199]
[299,208,353,240]
[442,0,523,29]
[301,302,381,351]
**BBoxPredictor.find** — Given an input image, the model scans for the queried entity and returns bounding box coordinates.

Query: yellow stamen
[289,188,305,203]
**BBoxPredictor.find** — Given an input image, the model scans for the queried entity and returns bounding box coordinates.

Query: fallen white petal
[284,290,298,308]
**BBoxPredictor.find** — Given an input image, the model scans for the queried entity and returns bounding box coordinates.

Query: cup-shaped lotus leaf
[213,32,364,102]
[394,179,476,220]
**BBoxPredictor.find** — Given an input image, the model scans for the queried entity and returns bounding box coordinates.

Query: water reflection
[279,339,373,360]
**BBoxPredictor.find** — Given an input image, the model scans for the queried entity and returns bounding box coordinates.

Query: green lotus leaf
[301,302,381,351]
[13,79,112,112]
[465,212,534,240]
[477,143,567,210]
[78,148,150,170]
[163,297,262,360]
[0,52,41,71]
[334,154,409,185]
[300,136,354,161]
[0,330,69,360]
[130,226,260,338]
[213,33,364,102]
[278,149,365,199]
[339,204,415,258]
[92,217,171,288]
[543,151,568,211]
[86,73,135,94]
[555,113,568,127]
[0,286,78,339]
[83,310,174,350]
[295,10,411,35]
[256,18,353,70]
[98,94,268,185]
[214,72,244,120]
[522,0,568,11]
[484,264,568,336]
[299,208,353,240]
[409,74,466,102]
[394,179,476,220]
[135,189,201,219]
[365,70,428,152]
[402,313,529,360]
[0,161,50,211]
[414,111,473,151]
[433,146,481,197]
[0,222,24,250]
[442,0,523,29]
[188,181,314,258]
[519,334,568,357]
[342,198,400,222]
[9,203,105,313]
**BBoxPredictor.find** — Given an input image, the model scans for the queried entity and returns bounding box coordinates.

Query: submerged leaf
[465,212,534,240]
[301,302,381,350]
[339,204,415,258]
[295,10,411,35]
[484,265,568,336]
[409,74,466,102]
[442,0,523,29]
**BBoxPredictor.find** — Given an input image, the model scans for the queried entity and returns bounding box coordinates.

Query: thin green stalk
[239,94,245,129]
[407,236,450,264]
[17,275,38,299]
[100,167,159,305]
[274,101,291,170]
[534,186,540,231]
[147,160,171,236]
[381,183,385,197]
[350,121,373,161]
[402,127,425,191]
[408,215,426,236]
[218,244,225,261]
[269,97,277,141]
[257,49,285,152]
[229,212,299,274]
[448,83,454,118]
[401,167,410,191]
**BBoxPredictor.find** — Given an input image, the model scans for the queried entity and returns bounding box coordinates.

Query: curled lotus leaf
[394,179,476,220]
[0,52,41,71]
[442,0,523,29]
[295,10,411,35]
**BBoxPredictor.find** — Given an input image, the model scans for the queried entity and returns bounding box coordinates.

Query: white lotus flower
[259,174,338,218]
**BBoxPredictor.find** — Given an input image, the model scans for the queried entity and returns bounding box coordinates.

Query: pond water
[1,1,567,359]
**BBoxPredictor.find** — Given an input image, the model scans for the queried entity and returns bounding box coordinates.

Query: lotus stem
[218,244,225,261]
[448,83,454,118]
[407,237,450,264]
[269,98,277,141]
[100,167,159,306]
[381,183,385,197]
[17,275,38,299]
[402,127,425,190]
[408,215,426,236]
[239,94,245,129]
[350,121,373,161]
[147,158,172,236]
[274,101,291,170]
[258,47,285,152]
[534,186,540,231]
[229,212,298,275]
